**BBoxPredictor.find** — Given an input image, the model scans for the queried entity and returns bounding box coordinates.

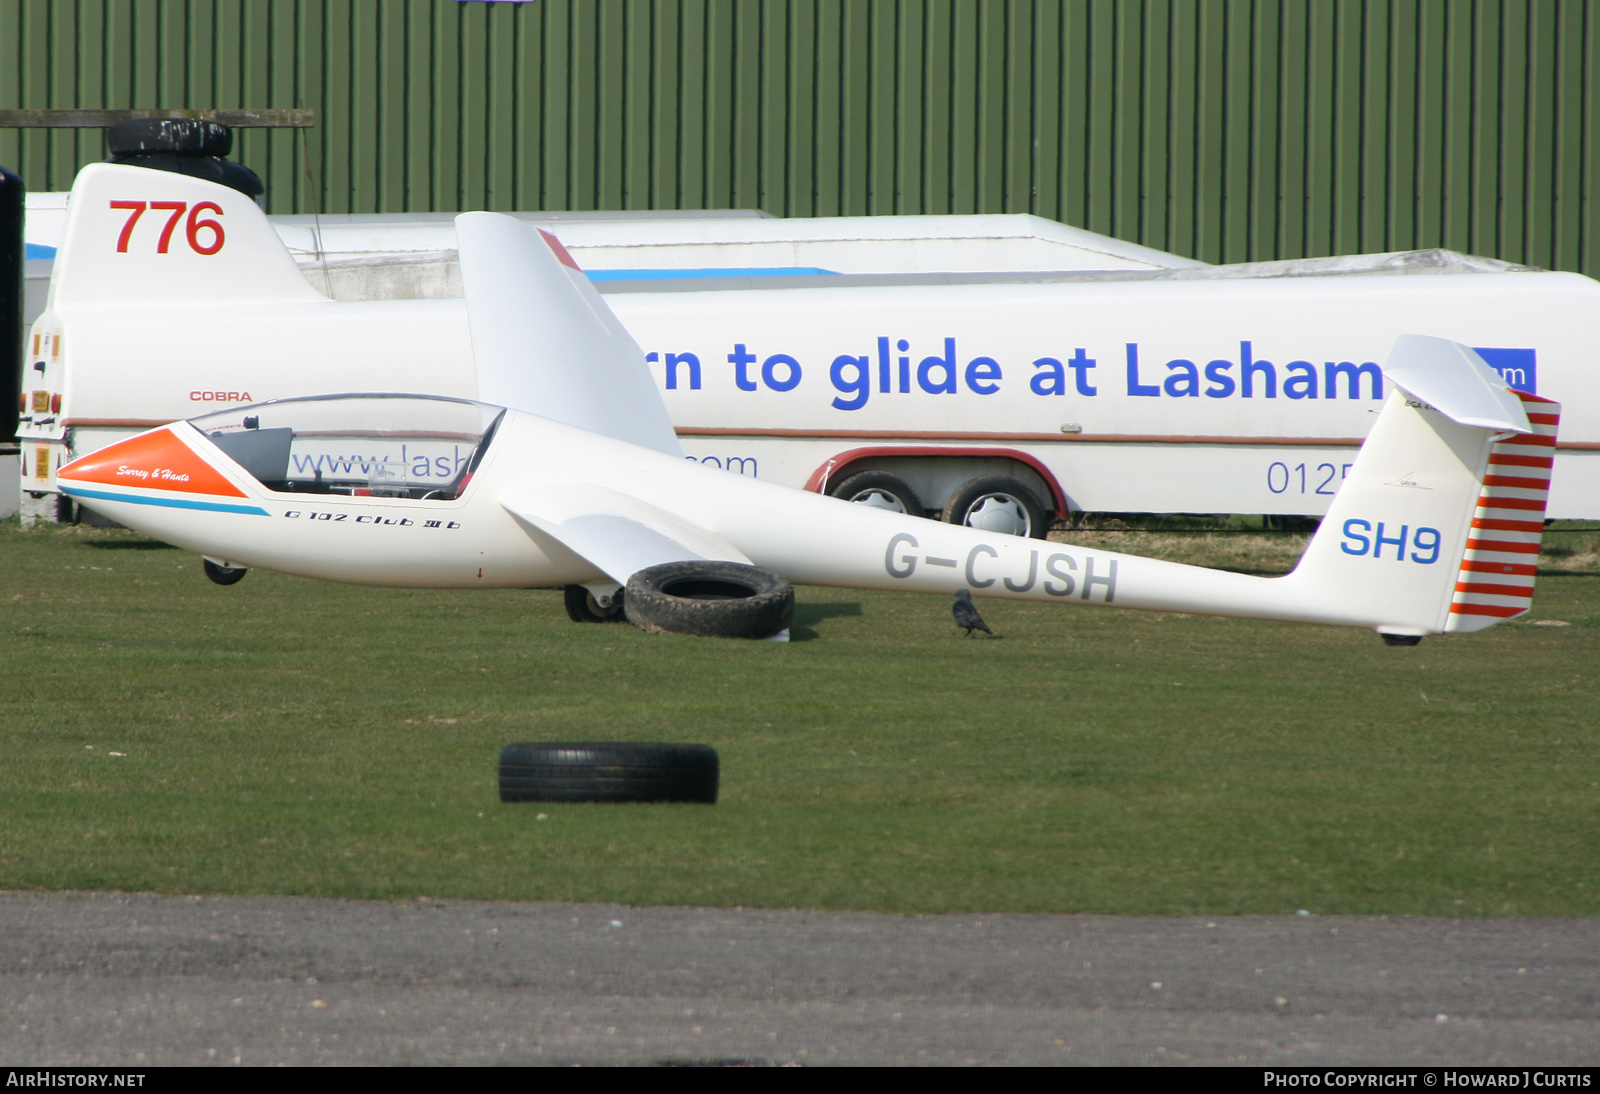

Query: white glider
[57,203,1560,644]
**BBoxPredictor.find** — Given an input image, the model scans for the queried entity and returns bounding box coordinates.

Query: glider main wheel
[829,470,924,516]
[563,585,626,623]
[624,561,794,639]
[202,559,248,585]
[944,475,1050,539]
[499,742,719,804]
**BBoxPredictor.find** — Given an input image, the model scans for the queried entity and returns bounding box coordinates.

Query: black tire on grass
[624,561,793,639]
[498,742,719,804]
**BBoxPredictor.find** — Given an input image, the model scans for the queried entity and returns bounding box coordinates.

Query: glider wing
[456,211,682,457]
[502,482,751,586]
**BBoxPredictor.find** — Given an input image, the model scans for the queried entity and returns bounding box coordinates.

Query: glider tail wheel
[945,475,1050,539]
[499,742,719,804]
[202,558,247,585]
[563,585,626,623]
[624,561,794,640]
[828,470,924,517]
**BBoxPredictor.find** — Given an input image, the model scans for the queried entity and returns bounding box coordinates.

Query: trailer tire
[106,118,233,156]
[106,152,265,200]
[829,470,924,516]
[563,585,626,623]
[945,475,1050,539]
[624,561,794,639]
[499,742,719,804]
[202,559,247,585]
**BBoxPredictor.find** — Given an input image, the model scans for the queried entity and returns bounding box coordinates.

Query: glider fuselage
[60,392,1503,635]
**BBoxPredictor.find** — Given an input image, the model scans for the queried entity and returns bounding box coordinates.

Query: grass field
[2,518,1597,916]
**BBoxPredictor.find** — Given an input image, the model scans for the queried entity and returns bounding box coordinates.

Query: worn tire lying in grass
[624,561,794,639]
[498,742,719,804]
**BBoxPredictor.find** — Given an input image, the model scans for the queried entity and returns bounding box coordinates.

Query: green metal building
[2,0,1598,273]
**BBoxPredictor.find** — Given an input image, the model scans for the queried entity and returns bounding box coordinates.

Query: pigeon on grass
[953,588,996,637]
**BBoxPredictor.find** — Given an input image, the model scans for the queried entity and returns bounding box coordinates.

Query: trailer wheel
[563,584,626,623]
[829,470,924,516]
[945,475,1049,539]
[624,561,794,639]
[202,559,247,585]
[499,742,719,803]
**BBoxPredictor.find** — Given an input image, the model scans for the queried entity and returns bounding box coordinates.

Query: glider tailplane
[1285,337,1555,637]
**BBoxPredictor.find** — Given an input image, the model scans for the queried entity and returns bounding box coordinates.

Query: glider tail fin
[49,162,324,309]
[1285,337,1554,638]
[1443,391,1560,632]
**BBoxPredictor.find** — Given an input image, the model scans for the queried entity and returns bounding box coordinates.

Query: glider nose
[57,425,247,498]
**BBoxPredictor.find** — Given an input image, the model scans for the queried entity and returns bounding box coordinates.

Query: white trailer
[18,163,1597,529]
[627,251,1594,529]
[23,185,1201,277]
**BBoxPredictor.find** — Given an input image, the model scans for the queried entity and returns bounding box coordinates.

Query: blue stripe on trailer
[584,266,837,282]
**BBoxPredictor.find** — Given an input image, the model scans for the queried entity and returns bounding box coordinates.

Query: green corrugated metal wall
[2,0,1598,273]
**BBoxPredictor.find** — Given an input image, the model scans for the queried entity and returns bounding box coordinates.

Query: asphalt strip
[0,890,1596,1066]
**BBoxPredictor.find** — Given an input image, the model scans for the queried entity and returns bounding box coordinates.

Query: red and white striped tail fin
[1445,390,1560,632]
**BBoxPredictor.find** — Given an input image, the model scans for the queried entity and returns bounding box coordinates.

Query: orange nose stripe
[58,427,247,497]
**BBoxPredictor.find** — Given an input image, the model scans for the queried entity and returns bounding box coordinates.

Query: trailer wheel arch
[804,446,1069,523]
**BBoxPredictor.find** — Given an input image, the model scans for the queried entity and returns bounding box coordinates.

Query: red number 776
[109,200,227,255]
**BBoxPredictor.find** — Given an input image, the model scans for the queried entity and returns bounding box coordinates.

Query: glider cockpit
[190,394,504,502]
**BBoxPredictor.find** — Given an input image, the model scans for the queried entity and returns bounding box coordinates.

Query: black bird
[952,589,994,637]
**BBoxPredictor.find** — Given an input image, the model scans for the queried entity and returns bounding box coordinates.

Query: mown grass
[2,518,1597,916]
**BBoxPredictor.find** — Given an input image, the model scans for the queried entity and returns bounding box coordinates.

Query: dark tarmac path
[1,891,1596,1066]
